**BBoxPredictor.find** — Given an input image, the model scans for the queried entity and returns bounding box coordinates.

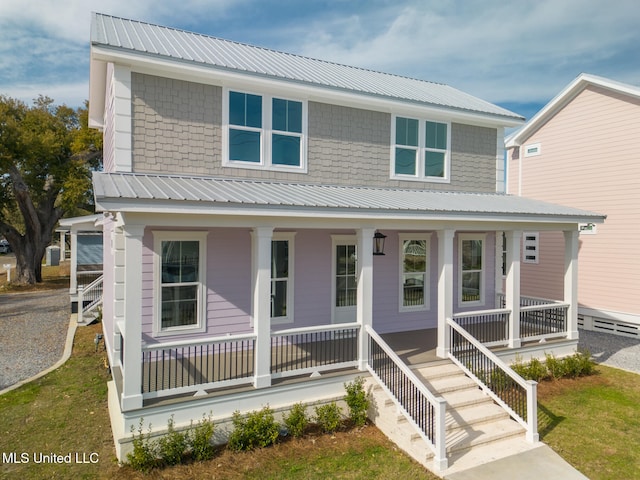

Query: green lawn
[537,366,640,480]
[1,317,639,479]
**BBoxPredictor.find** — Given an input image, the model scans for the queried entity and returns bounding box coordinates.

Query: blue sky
[1,0,639,121]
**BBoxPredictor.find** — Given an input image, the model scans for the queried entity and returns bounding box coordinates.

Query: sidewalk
[444,443,588,480]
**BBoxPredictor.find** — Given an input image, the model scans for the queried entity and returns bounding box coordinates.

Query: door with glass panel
[333,238,357,324]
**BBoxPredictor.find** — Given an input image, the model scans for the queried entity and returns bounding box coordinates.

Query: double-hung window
[459,234,485,306]
[271,233,295,324]
[225,89,306,171]
[154,232,208,336]
[392,116,450,182]
[399,234,430,311]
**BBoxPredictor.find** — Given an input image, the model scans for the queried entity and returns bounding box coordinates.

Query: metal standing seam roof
[90,12,523,122]
[92,172,605,221]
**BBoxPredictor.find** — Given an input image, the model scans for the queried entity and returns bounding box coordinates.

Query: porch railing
[141,334,256,399]
[452,308,510,347]
[520,303,568,342]
[447,319,538,442]
[77,274,104,324]
[496,293,570,342]
[270,323,359,379]
[366,325,448,471]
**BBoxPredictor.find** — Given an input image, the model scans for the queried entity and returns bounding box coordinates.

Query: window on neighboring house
[523,232,539,264]
[225,90,306,171]
[271,233,295,324]
[459,234,485,305]
[400,235,430,311]
[393,116,450,182]
[154,232,208,335]
[524,143,541,157]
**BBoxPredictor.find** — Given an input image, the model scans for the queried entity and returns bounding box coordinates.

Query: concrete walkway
[443,443,588,479]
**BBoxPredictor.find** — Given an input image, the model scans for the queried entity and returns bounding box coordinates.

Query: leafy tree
[0,95,102,284]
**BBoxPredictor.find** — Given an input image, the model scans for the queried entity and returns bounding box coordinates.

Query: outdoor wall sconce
[373,231,387,256]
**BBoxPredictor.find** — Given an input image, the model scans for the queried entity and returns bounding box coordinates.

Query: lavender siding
[139,228,497,344]
[101,217,115,356]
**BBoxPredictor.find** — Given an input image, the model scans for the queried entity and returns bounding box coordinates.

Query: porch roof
[93,172,605,225]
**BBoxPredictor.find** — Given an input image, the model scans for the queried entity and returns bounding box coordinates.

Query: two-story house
[506,73,638,338]
[89,13,604,473]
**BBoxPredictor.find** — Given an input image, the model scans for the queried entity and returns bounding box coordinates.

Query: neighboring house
[58,214,104,317]
[89,14,604,472]
[506,73,638,338]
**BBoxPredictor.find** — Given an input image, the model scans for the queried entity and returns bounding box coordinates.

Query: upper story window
[524,143,541,157]
[392,116,450,183]
[224,89,307,172]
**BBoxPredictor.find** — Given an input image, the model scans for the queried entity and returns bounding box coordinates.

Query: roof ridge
[92,12,446,88]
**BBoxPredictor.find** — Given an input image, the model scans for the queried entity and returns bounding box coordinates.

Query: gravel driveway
[578,329,640,374]
[0,289,70,390]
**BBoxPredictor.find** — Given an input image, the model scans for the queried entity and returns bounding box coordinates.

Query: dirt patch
[537,370,610,400]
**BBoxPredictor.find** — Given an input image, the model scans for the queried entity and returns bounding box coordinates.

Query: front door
[332,237,357,323]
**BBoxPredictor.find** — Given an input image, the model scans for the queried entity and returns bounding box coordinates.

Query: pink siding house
[89,14,605,473]
[506,73,639,337]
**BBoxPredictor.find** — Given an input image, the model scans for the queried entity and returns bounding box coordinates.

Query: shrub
[283,402,309,438]
[189,413,215,461]
[314,402,342,434]
[127,419,158,472]
[228,406,280,451]
[545,353,567,379]
[344,377,369,427]
[158,415,188,466]
[575,349,596,376]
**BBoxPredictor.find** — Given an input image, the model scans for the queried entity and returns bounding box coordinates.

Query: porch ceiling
[92,172,605,225]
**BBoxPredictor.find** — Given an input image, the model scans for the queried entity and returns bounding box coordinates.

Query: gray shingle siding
[131,73,498,192]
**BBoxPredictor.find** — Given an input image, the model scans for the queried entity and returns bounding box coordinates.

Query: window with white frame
[399,234,430,311]
[224,89,306,171]
[523,232,539,264]
[154,232,208,335]
[459,234,485,306]
[392,116,450,182]
[524,143,541,157]
[271,233,295,323]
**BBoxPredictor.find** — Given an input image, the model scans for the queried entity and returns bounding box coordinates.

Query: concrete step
[413,361,463,380]
[444,402,510,432]
[446,417,525,453]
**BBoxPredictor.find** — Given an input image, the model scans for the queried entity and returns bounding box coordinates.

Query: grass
[0,259,70,292]
[1,276,638,479]
[537,366,640,480]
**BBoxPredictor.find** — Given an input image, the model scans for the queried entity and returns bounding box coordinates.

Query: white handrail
[453,307,511,318]
[142,332,257,351]
[366,325,448,470]
[447,319,538,441]
[272,322,359,336]
[520,302,569,312]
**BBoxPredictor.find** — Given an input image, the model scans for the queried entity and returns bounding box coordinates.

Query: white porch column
[356,228,375,370]
[69,228,78,295]
[252,227,274,388]
[564,229,579,340]
[505,231,522,348]
[59,230,67,262]
[437,229,455,358]
[120,224,145,411]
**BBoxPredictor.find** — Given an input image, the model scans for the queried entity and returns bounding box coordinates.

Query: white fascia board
[90,46,523,129]
[88,54,107,129]
[94,198,603,229]
[506,73,640,147]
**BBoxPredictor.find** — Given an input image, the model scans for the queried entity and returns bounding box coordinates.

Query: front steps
[366,360,528,475]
